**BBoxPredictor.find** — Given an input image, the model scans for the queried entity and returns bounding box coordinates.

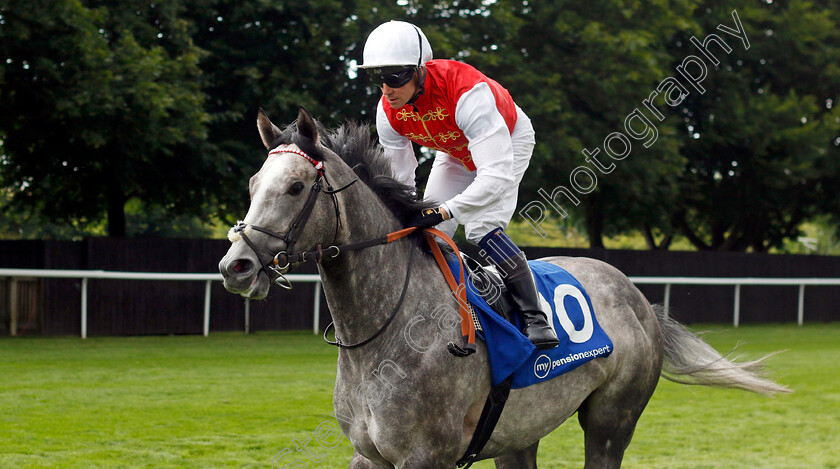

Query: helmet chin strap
[408,66,426,110]
[408,24,426,110]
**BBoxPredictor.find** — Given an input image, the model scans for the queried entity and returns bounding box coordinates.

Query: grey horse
[219,108,789,469]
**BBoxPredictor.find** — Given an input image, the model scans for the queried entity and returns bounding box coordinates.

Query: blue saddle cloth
[445,257,613,389]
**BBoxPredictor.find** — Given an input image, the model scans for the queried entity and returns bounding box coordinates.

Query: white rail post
[313,281,322,335]
[81,277,89,339]
[797,284,805,326]
[10,278,19,336]
[203,280,212,337]
[733,284,741,328]
[663,283,672,317]
[244,298,251,334]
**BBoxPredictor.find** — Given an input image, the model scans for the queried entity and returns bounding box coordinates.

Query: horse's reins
[322,226,476,357]
[230,145,477,355]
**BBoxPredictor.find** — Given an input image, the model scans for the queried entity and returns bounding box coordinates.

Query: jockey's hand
[408,206,449,228]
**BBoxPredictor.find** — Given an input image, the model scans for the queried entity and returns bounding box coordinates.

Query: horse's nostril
[232,259,252,274]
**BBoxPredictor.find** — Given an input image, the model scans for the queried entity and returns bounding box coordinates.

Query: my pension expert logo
[534,354,552,379]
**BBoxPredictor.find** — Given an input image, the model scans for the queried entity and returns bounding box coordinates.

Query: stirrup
[448,341,476,357]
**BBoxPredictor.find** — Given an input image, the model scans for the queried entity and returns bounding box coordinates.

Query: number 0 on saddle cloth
[445,257,614,389]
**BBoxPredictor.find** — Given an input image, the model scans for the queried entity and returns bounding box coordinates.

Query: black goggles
[366,66,417,88]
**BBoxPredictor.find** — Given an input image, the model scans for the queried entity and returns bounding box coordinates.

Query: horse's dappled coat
[219,109,790,469]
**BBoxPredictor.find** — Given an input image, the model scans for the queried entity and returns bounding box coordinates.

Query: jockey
[359,21,559,350]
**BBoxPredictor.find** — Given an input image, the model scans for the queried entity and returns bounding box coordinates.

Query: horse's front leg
[394,455,456,469]
[349,448,457,469]
[349,450,391,469]
[391,442,466,469]
[494,441,540,469]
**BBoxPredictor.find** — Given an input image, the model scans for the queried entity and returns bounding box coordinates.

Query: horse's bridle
[230,144,356,289]
[228,144,473,355]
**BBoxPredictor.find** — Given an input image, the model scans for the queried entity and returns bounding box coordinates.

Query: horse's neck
[316,178,431,345]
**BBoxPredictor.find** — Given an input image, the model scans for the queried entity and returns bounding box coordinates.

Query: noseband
[230,144,356,289]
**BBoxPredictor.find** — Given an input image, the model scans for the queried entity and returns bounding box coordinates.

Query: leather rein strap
[323,242,417,349]
[322,226,417,349]
[324,227,477,356]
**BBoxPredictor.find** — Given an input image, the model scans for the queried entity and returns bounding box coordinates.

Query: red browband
[268,145,325,173]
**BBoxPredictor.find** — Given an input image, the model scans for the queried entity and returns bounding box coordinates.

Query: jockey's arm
[375,102,418,188]
[443,83,515,224]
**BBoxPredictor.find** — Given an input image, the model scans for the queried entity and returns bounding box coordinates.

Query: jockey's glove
[408,206,449,228]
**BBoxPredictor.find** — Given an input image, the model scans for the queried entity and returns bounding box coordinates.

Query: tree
[181,0,408,223]
[0,0,212,237]
[3,0,837,249]
[394,1,693,248]
[668,1,840,251]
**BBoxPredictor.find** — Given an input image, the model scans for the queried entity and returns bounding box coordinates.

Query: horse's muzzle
[219,248,271,299]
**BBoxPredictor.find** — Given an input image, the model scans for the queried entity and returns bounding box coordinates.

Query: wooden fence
[1,239,838,336]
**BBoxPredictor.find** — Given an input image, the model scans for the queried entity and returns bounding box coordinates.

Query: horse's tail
[654,304,791,396]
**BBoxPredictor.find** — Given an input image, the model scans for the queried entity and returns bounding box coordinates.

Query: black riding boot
[499,253,560,350]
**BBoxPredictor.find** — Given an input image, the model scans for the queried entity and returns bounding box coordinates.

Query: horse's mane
[273,119,437,226]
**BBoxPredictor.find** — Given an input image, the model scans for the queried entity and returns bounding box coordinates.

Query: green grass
[1,325,837,468]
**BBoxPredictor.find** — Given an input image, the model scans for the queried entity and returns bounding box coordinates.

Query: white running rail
[2,269,836,337]
[629,276,840,326]
[0,269,321,338]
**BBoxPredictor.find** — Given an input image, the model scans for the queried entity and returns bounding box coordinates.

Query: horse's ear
[257,108,282,150]
[296,107,319,145]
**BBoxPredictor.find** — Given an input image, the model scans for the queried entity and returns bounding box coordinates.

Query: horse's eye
[288,181,305,196]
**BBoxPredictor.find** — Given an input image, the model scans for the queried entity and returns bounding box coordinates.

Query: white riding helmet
[358,21,433,69]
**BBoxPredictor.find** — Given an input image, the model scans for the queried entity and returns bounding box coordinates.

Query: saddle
[459,252,517,328]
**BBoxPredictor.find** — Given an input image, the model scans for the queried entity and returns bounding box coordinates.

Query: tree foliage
[0,0,838,251]
[179,0,406,221]
[0,0,210,237]
[668,0,840,251]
